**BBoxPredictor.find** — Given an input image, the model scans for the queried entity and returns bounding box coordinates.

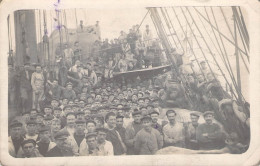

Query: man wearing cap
[163,110,185,148]
[69,119,87,156]
[196,111,225,150]
[50,119,62,141]
[85,132,104,156]
[43,106,53,117]
[46,130,75,157]
[62,112,76,136]
[150,111,163,135]
[25,119,39,141]
[184,112,201,150]
[105,112,126,155]
[44,115,54,127]
[61,82,76,101]
[115,115,126,142]
[37,125,56,156]
[18,139,42,158]
[134,115,163,155]
[9,120,25,157]
[18,63,33,114]
[46,79,63,101]
[96,128,114,156]
[125,109,143,155]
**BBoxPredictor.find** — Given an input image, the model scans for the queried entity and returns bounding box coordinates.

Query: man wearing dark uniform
[46,130,75,157]
[196,111,225,150]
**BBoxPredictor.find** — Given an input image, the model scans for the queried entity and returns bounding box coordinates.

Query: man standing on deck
[105,112,126,155]
[134,115,163,155]
[163,110,185,148]
[196,111,225,150]
[125,110,143,155]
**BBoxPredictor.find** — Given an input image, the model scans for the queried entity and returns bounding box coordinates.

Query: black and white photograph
[1,0,259,165]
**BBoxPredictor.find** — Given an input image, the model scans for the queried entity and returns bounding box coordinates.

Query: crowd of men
[8,23,250,158]
[62,23,166,80]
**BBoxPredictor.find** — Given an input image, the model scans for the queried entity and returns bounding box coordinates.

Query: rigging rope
[172,7,207,81]
[194,8,247,56]
[159,8,178,48]
[164,7,185,53]
[210,7,245,101]
[194,7,239,100]
[184,7,238,100]
[219,7,249,65]
[203,7,238,88]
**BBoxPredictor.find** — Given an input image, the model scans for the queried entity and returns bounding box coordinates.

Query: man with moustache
[196,111,225,150]
[63,112,76,136]
[163,110,185,148]
[96,128,114,155]
[150,111,163,135]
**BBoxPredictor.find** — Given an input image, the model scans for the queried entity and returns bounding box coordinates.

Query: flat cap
[149,111,159,115]
[66,82,73,86]
[141,115,152,122]
[75,119,86,124]
[190,111,200,117]
[44,115,54,121]
[21,139,36,147]
[85,132,97,139]
[54,130,70,140]
[38,125,51,133]
[96,127,108,133]
[203,111,214,117]
[10,120,23,128]
[26,119,37,125]
[132,110,142,116]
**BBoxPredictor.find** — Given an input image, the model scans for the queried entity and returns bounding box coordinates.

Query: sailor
[85,132,104,156]
[37,125,56,156]
[61,82,76,101]
[9,120,24,157]
[62,112,76,136]
[96,127,114,156]
[115,115,126,142]
[163,110,185,148]
[150,111,163,135]
[184,112,201,150]
[69,119,87,156]
[19,139,43,158]
[46,130,75,157]
[105,112,126,155]
[196,111,225,150]
[125,109,143,155]
[25,119,39,141]
[86,120,96,133]
[134,115,163,155]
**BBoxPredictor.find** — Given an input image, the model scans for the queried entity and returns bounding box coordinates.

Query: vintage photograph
[7,6,250,158]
